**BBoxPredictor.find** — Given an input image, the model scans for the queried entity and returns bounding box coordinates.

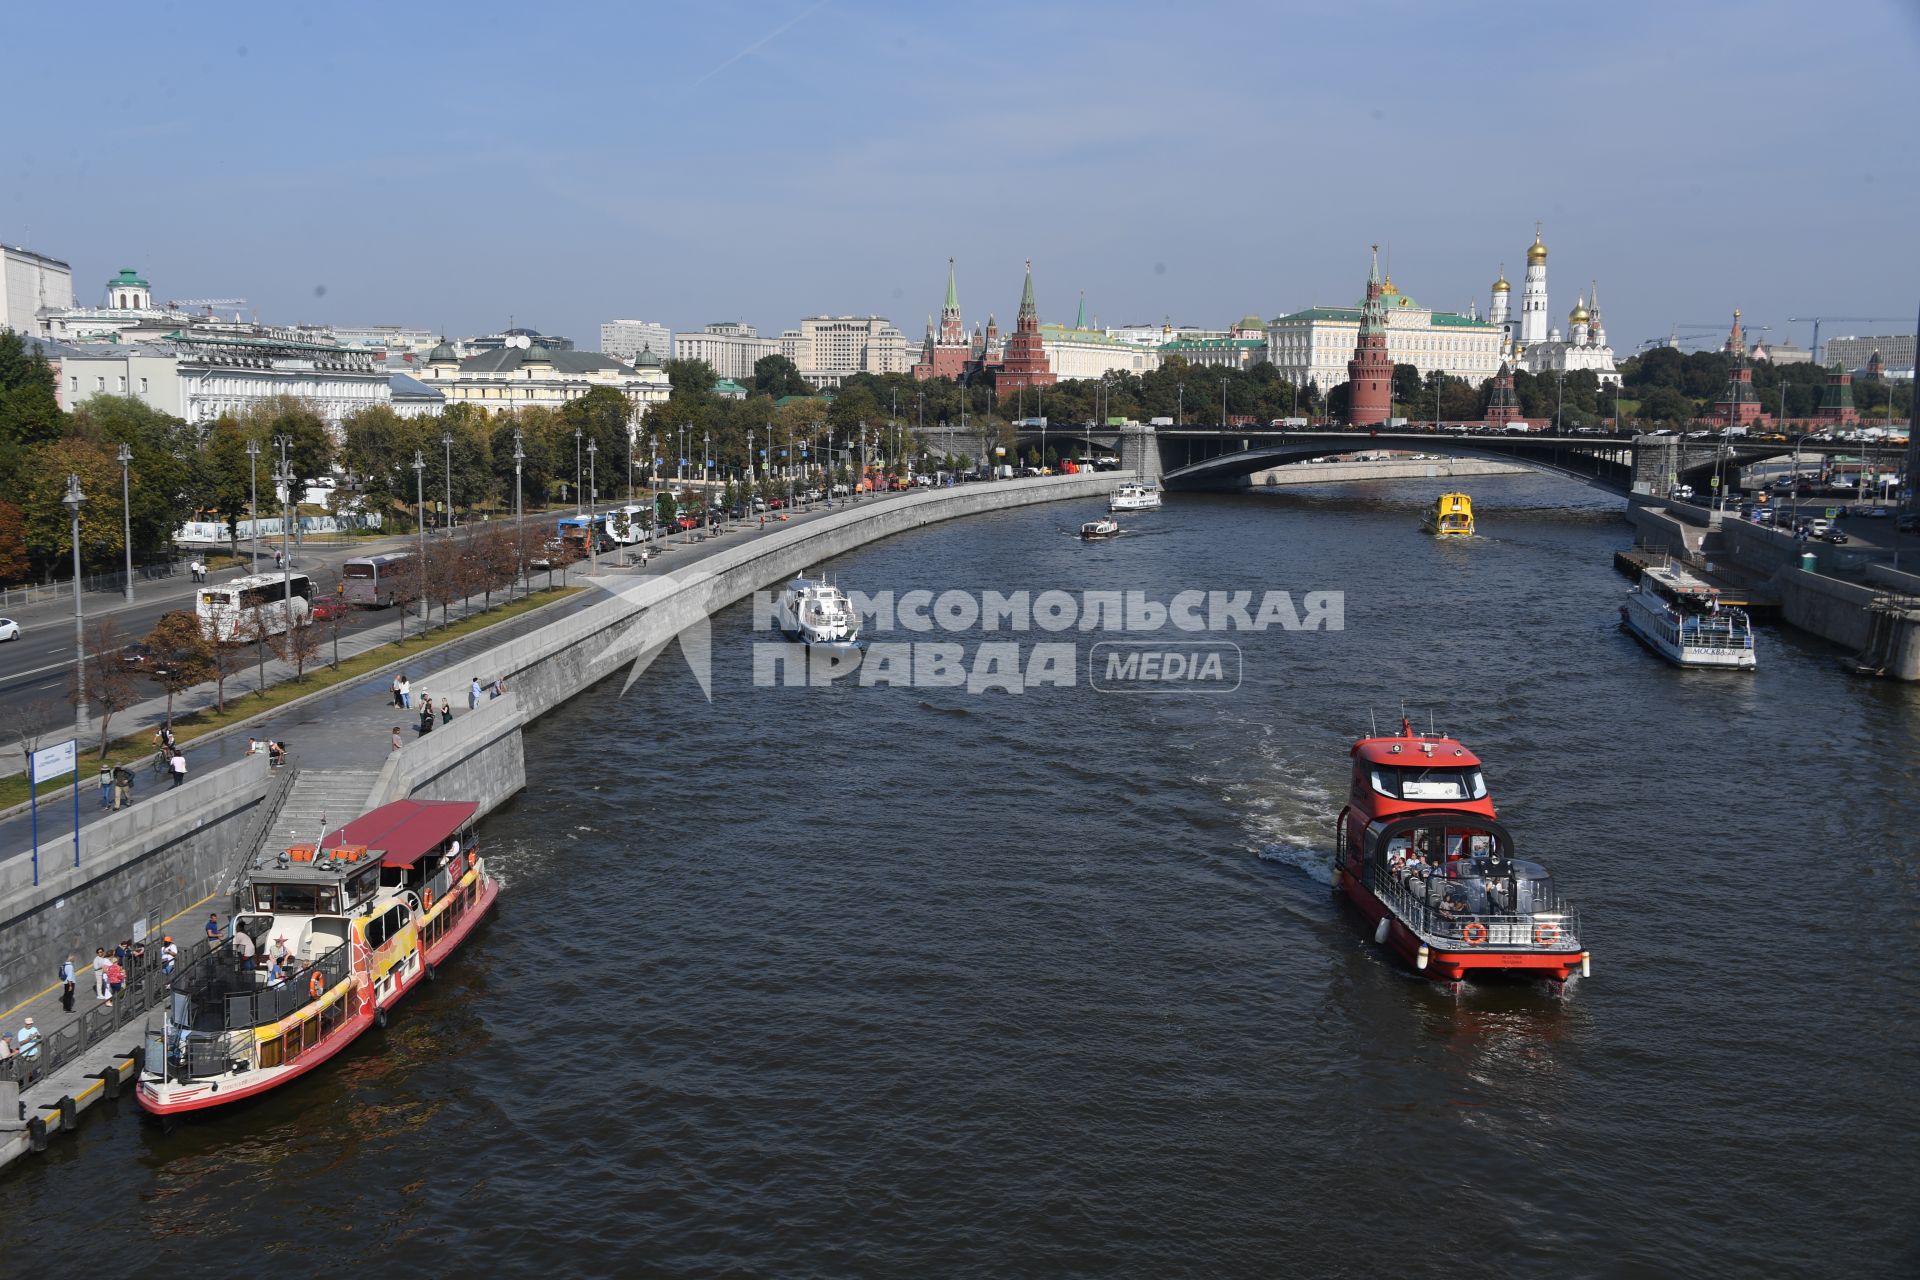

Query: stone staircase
[258,768,380,858]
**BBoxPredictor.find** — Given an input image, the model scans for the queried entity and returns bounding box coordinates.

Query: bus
[198,572,314,644]
[343,553,417,607]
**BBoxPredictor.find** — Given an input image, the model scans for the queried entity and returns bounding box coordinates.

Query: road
[0,537,413,727]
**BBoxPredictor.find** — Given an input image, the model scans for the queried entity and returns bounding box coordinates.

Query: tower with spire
[1505,226,1620,386]
[1346,246,1394,426]
[1489,266,1511,342]
[913,257,978,381]
[1518,224,1549,346]
[1712,310,1768,428]
[991,260,1057,392]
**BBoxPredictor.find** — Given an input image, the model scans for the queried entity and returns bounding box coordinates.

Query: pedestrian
[496,674,509,698]
[107,956,125,1000]
[206,912,223,946]
[468,677,481,710]
[440,697,452,726]
[275,549,284,570]
[401,675,413,709]
[232,926,256,971]
[112,764,134,810]
[160,935,178,975]
[391,726,403,753]
[418,703,435,737]
[245,736,261,756]
[15,1018,39,1061]
[99,764,114,810]
[391,674,404,708]
[60,955,76,1013]
[130,938,147,972]
[92,947,112,1000]
[267,958,285,989]
[169,749,187,788]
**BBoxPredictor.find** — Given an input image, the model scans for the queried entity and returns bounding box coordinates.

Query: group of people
[244,737,288,768]
[187,559,210,583]
[390,673,508,748]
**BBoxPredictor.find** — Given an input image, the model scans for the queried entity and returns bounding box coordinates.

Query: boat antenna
[1369,709,1378,737]
[1429,709,1436,737]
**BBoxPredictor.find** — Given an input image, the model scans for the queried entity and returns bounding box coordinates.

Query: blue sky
[6,0,1917,358]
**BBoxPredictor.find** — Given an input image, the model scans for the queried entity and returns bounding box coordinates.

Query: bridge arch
[1158,434,1637,494]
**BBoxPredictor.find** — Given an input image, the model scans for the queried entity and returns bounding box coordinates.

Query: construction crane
[1641,321,1768,353]
[1786,316,1906,364]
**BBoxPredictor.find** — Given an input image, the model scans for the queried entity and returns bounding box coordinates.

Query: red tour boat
[1332,719,1589,992]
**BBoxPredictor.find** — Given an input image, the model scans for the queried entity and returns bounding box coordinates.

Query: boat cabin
[1347,726,1495,822]
[1357,811,1574,945]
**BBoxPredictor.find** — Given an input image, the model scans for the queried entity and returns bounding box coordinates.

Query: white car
[0,617,18,642]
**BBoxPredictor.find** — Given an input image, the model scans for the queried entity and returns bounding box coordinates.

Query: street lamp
[586,437,598,574]
[442,428,454,535]
[245,438,261,573]
[1177,383,1184,427]
[512,428,526,598]
[573,427,583,514]
[274,434,292,620]
[63,474,87,737]
[412,450,428,621]
[116,442,133,603]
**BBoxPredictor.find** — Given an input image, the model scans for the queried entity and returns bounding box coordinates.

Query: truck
[1148,416,1174,427]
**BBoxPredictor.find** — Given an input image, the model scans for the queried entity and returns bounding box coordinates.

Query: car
[1672,485,1696,500]
[0,617,17,642]
[310,598,349,622]
[1817,529,1851,545]
[121,641,157,669]
[1806,518,1832,537]
[1897,513,1919,534]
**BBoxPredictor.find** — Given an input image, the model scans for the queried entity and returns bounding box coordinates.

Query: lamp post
[274,434,292,626]
[1221,378,1228,429]
[586,437,598,574]
[512,429,525,598]
[1556,366,1567,434]
[412,450,428,622]
[116,442,133,602]
[573,428,583,514]
[245,438,261,572]
[442,429,454,535]
[64,474,88,737]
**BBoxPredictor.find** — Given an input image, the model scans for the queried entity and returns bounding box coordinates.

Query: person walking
[391,674,404,708]
[92,947,112,1001]
[400,675,413,709]
[106,956,126,1001]
[418,703,435,737]
[99,764,114,810]
[60,955,77,1013]
[169,749,187,788]
[439,697,452,726]
[206,913,223,946]
[112,764,134,810]
[391,726,403,753]
[468,677,481,710]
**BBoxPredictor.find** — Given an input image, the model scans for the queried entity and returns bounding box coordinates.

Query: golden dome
[1492,270,1510,293]
[1526,230,1547,263]
[1381,276,1399,296]
[1569,299,1590,324]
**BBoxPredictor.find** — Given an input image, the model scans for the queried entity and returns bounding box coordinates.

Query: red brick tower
[912,258,975,381]
[993,260,1056,392]
[1814,362,1859,426]
[1713,312,1768,428]
[1483,361,1522,427]
[1346,246,1393,426]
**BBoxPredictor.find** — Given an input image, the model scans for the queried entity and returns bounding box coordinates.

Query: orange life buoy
[423,887,435,912]
[308,971,324,999]
[1533,922,1561,947]
[1461,922,1490,946]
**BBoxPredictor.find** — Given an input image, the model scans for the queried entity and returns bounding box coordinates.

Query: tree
[236,397,334,505]
[270,614,324,681]
[17,438,125,573]
[752,353,813,398]
[74,618,139,758]
[68,396,198,562]
[559,387,635,505]
[0,500,28,585]
[145,610,215,723]
[1391,363,1422,410]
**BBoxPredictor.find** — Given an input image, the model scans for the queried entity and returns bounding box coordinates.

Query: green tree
[68,396,199,560]
[19,438,125,571]
[559,386,634,505]
[752,353,813,398]
[144,610,215,725]
[236,396,334,503]
[0,500,28,584]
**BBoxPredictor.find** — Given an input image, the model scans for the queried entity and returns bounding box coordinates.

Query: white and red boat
[137,799,498,1115]
[1332,720,1589,993]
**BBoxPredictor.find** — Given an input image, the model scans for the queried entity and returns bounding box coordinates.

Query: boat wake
[1256,841,1334,886]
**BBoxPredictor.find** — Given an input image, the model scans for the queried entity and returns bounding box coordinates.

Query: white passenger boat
[1080,517,1120,540]
[775,575,862,648]
[1109,483,1163,513]
[1621,560,1756,669]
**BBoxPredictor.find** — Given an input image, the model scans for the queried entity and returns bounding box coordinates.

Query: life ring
[423,888,435,913]
[1533,922,1561,947]
[308,971,324,999]
[1461,922,1490,946]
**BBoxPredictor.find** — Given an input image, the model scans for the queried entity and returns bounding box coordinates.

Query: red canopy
[322,799,478,869]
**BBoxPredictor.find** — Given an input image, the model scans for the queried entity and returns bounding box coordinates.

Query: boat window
[1369,765,1487,801]
[347,866,380,905]
[364,903,408,949]
[273,884,319,916]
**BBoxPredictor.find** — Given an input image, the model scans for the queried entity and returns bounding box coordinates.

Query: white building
[779,315,909,387]
[60,332,392,430]
[600,319,673,364]
[1040,323,1162,379]
[56,343,184,415]
[326,325,437,356]
[674,322,777,381]
[389,372,445,418]
[40,268,203,343]
[1267,279,1504,393]
[1490,228,1621,386]
[1,242,74,337]
[1825,334,1915,379]
[420,335,670,426]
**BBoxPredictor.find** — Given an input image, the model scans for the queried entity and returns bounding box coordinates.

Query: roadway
[0,537,412,727]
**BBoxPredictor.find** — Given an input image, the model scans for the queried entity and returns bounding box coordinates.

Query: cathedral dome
[1569,300,1590,324]
[427,340,459,364]
[1492,273,1510,293]
[1526,233,1548,264]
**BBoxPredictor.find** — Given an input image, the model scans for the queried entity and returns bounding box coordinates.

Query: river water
[4,475,1915,1277]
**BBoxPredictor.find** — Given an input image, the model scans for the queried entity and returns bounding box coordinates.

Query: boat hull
[1622,592,1756,669]
[1334,861,1583,984]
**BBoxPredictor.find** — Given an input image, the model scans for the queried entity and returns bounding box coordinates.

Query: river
[3,474,1915,1278]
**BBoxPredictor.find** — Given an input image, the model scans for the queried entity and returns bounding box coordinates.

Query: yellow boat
[1423,492,1474,538]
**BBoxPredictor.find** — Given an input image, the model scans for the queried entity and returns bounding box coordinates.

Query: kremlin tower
[1346,246,1394,426]
[1814,361,1859,427]
[912,258,975,381]
[1483,362,1522,427]
[1712,311,1768,428]
[1518,225,1549,345]
[991,260,1056,392]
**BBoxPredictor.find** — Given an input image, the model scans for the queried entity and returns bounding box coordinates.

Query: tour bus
[197,572,314,643]
[343,553,417,607]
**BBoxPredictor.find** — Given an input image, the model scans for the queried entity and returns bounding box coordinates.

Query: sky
[6,0,1918,360]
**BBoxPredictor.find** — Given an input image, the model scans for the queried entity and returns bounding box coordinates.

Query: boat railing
[1367,864,1582,950]
[148,937,356,1082]
[0,938,214,1089]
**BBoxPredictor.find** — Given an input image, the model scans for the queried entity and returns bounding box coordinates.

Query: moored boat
[1331,719,1588,993]
[775,574,862,648]
[1080,516,1120,540]
[1109,482,1163,513]
[1621,560,1756,669]
[1421,492,1474,537]
[136,799,498,1116]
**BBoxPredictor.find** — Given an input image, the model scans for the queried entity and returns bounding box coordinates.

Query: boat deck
[1614,549,1780,617]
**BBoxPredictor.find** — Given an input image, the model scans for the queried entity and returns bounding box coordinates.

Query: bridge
[1017,424,1909,497]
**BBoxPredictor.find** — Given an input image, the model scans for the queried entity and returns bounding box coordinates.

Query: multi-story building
[40,268,202,343]
[600,319,673,364]
[1487,227,1620,386]
[60,332,391,431]
[1035,294,1160,380]
[3,242,75,336]
[1268,271,1503,394]
[1826,334,1915,379]
[782,315,908,388]
[1159,317,1270,371]
[389,372,446,418]
[420,336,670,428]
[674,322,778,382]
[326,325,438,356]
[469,327,573,354]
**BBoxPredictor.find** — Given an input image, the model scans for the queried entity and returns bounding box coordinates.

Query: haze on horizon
[6,0,1917,359]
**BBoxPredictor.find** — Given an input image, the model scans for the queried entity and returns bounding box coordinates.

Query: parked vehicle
[310,598,350,623]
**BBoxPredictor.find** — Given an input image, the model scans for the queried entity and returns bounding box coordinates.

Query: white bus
[198,572,314,644]
[343,553,416,607]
